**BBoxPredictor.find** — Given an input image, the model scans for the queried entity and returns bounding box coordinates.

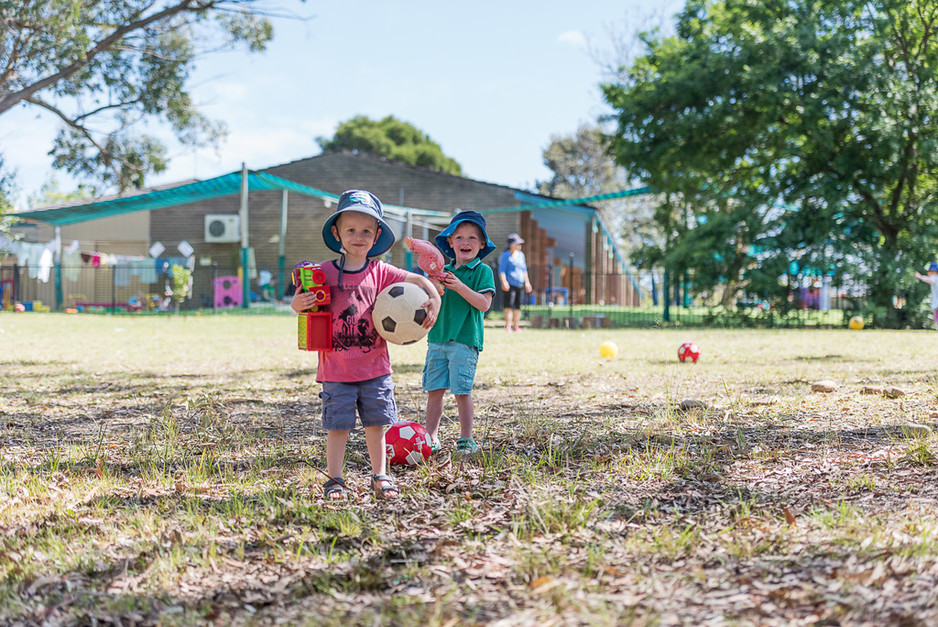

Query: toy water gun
[292,261,330,310]
[292,261,331,351]
[404,237,449,293]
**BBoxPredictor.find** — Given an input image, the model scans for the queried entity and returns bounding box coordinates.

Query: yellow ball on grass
[600,341,618,359]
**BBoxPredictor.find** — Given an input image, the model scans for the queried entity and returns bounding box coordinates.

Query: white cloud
[557,30,587,48]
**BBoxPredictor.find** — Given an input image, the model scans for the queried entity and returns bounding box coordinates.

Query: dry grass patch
[3,314,938,625]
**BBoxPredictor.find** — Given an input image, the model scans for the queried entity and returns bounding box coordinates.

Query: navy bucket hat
[435,210,496,260]
[322,190,395,257]
[929,262,938,272]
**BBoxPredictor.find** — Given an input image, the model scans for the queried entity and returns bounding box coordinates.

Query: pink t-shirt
[316,259,409,383]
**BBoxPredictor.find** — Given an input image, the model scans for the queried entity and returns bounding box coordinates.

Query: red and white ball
[678,342,701,363]
[385,421,432,466]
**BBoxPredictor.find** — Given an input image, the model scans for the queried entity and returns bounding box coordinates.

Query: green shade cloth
[13,170,448,226]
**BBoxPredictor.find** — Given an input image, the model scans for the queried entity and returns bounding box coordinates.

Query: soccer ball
[372,282,431,345]
[678,342,700,363]
[385,421,432,466]
[849,315,864,330]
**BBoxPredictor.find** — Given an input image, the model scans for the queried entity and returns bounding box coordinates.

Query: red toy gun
[292,261,331,351]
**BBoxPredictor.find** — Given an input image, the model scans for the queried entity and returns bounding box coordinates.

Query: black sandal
[323,477,348,501]
[371,474,400,499]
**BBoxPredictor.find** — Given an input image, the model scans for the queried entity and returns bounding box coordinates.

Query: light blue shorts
[422,341,479,396]
[320,375,397,431]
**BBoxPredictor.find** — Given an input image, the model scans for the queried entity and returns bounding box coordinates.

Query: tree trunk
[869,235,904,328]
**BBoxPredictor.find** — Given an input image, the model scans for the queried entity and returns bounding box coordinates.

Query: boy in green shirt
[422,210,496,455]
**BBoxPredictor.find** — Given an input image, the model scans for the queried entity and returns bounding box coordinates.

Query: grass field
[3,313,938,625]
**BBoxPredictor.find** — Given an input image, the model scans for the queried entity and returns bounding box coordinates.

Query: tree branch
[73,97,146,125]
[24,95,136,183]
[0,0,218,115]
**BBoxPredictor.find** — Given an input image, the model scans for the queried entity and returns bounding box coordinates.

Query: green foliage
[170,264,192,307]
[318,115,462,175]
[0,157,14,237]
[539,125,622,199]
[537,124,663,254]
[0,0,274,192]
[603,0,938,326]
[26,176,96,209]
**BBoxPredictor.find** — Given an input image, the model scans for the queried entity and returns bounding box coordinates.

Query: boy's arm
[440,273,493,312]
[915,272,929,284]
[404,272,442,328]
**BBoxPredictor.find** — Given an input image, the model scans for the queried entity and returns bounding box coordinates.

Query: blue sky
[1,0,681,208]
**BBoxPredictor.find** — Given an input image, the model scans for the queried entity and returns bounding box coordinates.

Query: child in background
[292,190,440,500]
[422,211,496,456]
[258,268,275,302]
[914,261,938,329]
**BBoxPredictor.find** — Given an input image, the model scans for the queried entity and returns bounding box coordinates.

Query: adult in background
[498,233,532,332]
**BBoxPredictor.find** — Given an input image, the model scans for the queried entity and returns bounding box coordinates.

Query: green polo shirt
[427,258,496,351]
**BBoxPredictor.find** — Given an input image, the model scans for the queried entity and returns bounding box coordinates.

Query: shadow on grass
[1,483,414,625]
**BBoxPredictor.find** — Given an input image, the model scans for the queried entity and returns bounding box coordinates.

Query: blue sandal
[322,477,348,501]
[372,474,400,499]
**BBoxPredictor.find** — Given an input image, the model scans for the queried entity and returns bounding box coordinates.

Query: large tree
[318,115,462,176]
[1,0,276,193]
[603,0,938,325]
[0,156,13,233]
[537,124,662,255]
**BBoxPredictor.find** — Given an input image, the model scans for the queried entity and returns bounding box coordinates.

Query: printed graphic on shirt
[333,283,379,352]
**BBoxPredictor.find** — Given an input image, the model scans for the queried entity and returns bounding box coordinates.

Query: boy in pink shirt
[292,190,440,500]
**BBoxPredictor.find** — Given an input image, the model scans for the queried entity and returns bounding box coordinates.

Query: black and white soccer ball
[372,282,431,345]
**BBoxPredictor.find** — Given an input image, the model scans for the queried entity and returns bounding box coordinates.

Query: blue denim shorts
[320,374,397,431]
[422,341,479,395]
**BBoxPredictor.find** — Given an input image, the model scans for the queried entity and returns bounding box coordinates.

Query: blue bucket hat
[929,262,938,272]
[322,190,395,257]
[435,210,496,260]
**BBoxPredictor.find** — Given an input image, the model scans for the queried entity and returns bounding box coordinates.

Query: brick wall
[18,152,637,308]
[148,153,532,305]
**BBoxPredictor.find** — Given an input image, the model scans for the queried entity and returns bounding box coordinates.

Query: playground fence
[0,261,873,328]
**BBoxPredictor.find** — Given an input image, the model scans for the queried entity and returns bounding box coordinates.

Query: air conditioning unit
[204,214,241,243]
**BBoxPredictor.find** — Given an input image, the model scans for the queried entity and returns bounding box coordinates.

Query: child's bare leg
[455,393,474,439]
[512,308,522,330]
[504,307,512,330]
[425,389,446,442]
[364,425,397,495]
[326,429,349,479]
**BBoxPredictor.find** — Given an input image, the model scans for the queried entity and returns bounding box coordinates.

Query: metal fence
[492,265,871,328]
[1,260,878,328]
[0,263,269,313]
